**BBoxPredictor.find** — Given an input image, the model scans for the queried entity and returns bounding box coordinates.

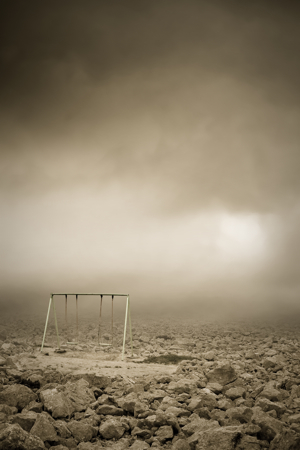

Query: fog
[1,0,300,322]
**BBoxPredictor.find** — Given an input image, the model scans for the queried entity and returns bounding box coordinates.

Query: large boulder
[0,384,37,411]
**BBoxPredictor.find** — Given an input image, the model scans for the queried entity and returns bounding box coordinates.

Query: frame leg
[76,294,79,341]
[65,294,68,341]
[52,296,60,349]
[122,296,129,361]
[111,295,114,346]
[128,296,133,356]
[41,296,52,352]
[98,295,102,345]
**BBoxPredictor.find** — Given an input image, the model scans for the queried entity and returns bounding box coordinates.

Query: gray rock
[202,352,215,361]
[206,364,237,386]
[255,398,286,416]
[172,438,191,450]
[131,426,152,439]
[0,423,45,450]
[236,434,261,450]
[0,384,37,411]
[67,420,97,443]
[269,429,300,450]
[9,410,37,432]
[117,392,138,413]
[40,388,74,419]
[194,426,242,450]
[258,387,282,402]
[130,441,150,450]
[96,404,123,415]
[54,420,72,439]
[226,407,253,424]
[30,412,58,442]
[182,417,216,436]
[99,418,125,439]
[251,408,283,441]
[155,425,173,442]
[225,387,246,400]
[0,404,18,416]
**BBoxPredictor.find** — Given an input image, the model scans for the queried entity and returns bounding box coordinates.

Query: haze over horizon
[1,0,300,321]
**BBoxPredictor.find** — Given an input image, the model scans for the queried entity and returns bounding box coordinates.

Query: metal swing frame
[40,293,133,360]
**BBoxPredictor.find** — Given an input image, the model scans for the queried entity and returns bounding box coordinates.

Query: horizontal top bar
[51,293,129,296]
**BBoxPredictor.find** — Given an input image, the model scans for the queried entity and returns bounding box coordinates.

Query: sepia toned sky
[1,0,300,319]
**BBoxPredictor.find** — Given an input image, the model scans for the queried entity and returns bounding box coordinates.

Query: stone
[169,379,197,394]
[9,410,37,432]
[255,398,286,416]
[40,388,75,419]
[206,382,223,394]
[172,438,191,450]
[182,417,217,436]
[194,426,242,450]
[30,412,58,442]
[165,406,190,417]
[258,387,282,402]
[187,420,220,447]
[202,351,215,361]
[117,392,138,413]
[155,425,173,442]
[226,407,253,424]
[236,435,261,450]
[131,426,152,439]
[225,387,246,400]
[206,364,237,386]
[67,420,97,443]
[130,441,150,450]
[0,384,37,411]
[54,420,72,439]
[26,401,43,413]
[0,423,45,450]
[251,408,283,441]
[0,405,18,416]
[262,357,277,369]
[96,404,123,415]
[269,429,300,450]
[99,418,125,439]
[288,413,300,424]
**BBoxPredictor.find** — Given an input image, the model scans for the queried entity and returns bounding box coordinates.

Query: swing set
[40,293,133,360]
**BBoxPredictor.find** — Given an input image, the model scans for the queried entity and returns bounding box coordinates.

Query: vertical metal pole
[111,295,114,346]
[128,295,133,356]
[76,294,79,341]
[98,295,103,345]
[41,295,52,352]
[52,296,60,349]
[65,294,68,341]
[122,296,129,361]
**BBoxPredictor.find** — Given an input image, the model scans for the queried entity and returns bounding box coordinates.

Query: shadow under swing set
[40,293,133,361]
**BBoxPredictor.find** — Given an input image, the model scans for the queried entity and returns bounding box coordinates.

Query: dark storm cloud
[1,0,300,214]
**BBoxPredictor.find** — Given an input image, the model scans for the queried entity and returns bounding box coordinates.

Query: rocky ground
[1,315,300,449]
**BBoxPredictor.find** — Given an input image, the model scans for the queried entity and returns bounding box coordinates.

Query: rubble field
[1,315,300,449]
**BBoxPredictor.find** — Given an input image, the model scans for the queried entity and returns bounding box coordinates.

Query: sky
[1,0,300,321]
